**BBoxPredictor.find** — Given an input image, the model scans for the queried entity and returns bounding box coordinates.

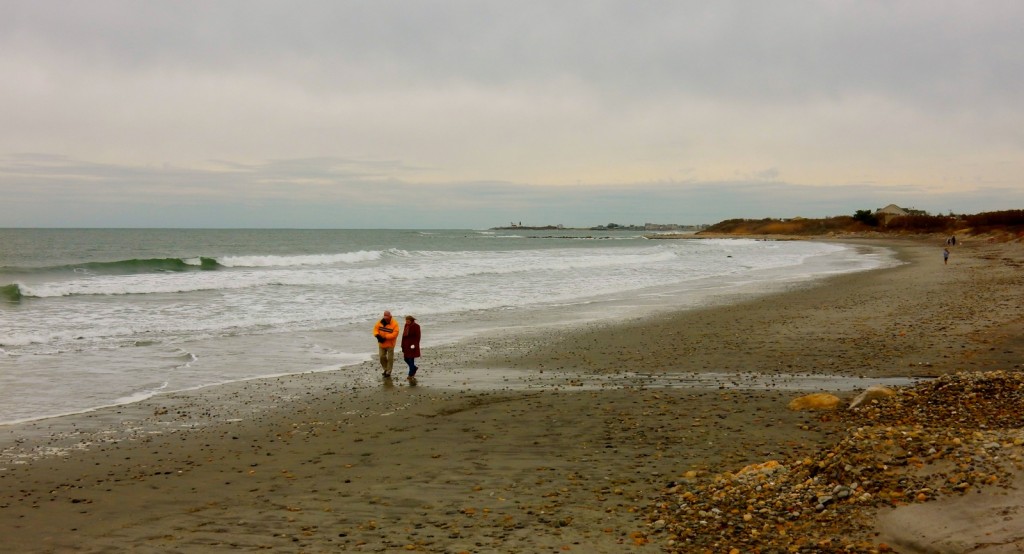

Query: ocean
[0,228,896,425]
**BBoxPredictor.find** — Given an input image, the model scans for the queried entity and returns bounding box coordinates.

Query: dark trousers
[404,357,418,376]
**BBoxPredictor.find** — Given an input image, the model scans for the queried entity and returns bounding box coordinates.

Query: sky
[2,1,1022,229]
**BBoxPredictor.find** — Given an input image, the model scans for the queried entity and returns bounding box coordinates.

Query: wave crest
[74,257,221,274]
[216,250,382,267]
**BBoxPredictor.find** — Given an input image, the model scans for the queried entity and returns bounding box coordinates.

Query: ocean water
[0,228,896,424]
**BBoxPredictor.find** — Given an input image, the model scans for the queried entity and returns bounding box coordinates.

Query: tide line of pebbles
[644,370,1024,553]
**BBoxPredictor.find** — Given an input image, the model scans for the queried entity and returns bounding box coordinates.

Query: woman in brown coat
[401,315,421,379]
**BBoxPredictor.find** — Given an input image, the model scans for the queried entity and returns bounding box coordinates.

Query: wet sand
[0,237,1021,553]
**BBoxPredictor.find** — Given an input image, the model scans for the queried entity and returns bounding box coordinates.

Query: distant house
[874,204,909,225]
[644,223,682,231]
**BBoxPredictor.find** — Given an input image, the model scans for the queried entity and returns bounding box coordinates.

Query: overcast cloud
[2,1,1022,228]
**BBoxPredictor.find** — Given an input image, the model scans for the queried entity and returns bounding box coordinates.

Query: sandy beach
[1,236,1022,553]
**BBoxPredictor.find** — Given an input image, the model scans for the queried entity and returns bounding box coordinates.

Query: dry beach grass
[0,236,1021,553]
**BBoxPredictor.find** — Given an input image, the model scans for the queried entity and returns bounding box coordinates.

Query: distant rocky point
[696,208,1023,241]
[491,223,707,231]
[490,208,1023,242]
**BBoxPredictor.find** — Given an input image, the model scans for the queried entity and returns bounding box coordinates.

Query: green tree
[853,209,879,227]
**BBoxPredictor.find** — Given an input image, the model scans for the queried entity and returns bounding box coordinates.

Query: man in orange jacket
[373,310,401,378]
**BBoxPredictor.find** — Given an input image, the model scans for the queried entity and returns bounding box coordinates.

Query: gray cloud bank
[2,154,1016,228]
[2,1,1022,227]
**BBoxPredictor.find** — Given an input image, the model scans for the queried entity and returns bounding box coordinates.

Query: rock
[847,385,896,409]
[646,371,1024,552]
[732,460,785,482]
[787,393,841,411]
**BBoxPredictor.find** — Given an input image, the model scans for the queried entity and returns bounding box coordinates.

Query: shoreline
[0,237,1021,552]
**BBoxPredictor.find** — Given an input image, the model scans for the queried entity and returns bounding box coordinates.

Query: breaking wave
[0,283,22,302]
[3,251,387,277]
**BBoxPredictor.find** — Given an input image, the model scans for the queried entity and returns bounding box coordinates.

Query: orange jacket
[373,317,400,348]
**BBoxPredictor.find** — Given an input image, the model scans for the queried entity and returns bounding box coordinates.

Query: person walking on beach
[373,310,400,378]
[943,248,950,265]
[401,315,421,380]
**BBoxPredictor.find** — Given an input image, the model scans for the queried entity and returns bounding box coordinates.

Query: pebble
[644,371,1024,553]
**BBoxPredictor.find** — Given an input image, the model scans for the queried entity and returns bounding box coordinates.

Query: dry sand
[0,236,1021,553]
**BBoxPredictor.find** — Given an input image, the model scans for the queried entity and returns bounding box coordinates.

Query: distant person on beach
[373,310,400,378]
[401,315,421,380]
[943,248,950,265]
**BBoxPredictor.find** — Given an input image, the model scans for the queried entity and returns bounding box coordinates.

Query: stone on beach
[848,384,896,409]
[788,392,841,411]
[648,370,1024,554]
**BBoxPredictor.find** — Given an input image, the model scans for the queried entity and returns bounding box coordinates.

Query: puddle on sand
[421,369,925,393]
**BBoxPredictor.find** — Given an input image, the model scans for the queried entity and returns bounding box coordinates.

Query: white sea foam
[216,250,383,267]
[113,381,169,405]
[15,246,690,298]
